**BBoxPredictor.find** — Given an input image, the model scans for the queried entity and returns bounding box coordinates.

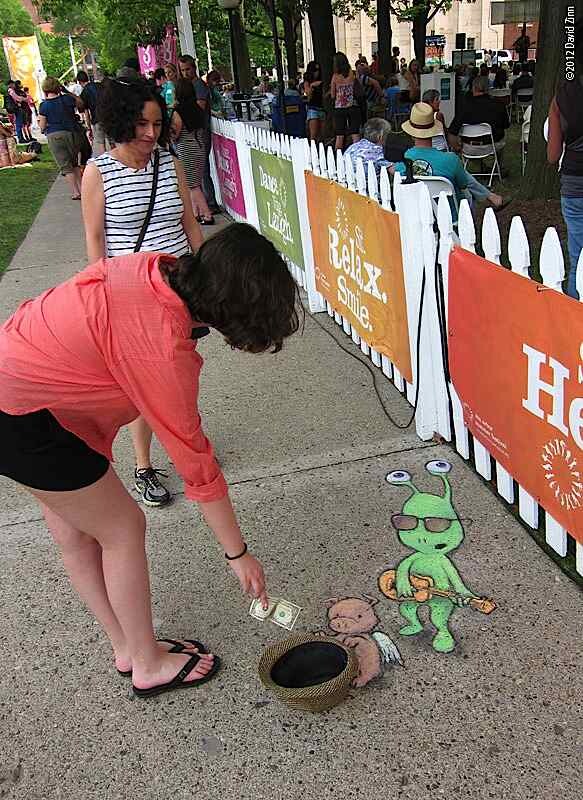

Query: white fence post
[212,125,581,578]
[290,136,326,314]
[537,226,568,552]
[440,194,469,460]
[419,188,451,440]
[394,176,440,440]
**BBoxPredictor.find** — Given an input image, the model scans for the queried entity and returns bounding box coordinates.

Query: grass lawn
[471,122,567,280]
[0,148,58,274]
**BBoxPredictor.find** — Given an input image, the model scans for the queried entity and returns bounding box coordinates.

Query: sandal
[133,652,221,698]
[116,638,208,677]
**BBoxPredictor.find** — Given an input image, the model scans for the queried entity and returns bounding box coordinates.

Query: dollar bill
[249,597,278,621]
[271,599,301,631]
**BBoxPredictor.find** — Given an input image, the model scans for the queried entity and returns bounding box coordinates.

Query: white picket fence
[210,118,583,577]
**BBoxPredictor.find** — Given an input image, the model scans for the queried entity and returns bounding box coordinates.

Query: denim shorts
[307,108,325,122]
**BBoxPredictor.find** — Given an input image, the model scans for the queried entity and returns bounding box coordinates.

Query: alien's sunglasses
[391,514,456,533]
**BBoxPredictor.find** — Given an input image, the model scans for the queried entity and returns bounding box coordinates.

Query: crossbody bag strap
[134,148,160,253]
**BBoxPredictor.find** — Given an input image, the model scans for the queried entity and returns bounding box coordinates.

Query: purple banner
[137,45,158,75]
[212,133,247,219]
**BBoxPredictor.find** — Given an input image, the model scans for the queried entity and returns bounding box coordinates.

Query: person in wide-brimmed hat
[394,102,509,215]
[401,101,446,141]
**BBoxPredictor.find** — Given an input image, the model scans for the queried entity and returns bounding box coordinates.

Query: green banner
[251,148,305,270]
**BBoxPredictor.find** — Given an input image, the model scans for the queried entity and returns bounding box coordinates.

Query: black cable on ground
[308,267,426,430]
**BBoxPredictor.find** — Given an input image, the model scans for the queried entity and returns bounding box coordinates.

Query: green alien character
[379,460,476,654]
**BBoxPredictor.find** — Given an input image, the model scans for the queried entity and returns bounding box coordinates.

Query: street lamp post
[266,0,286,133]
[218,0,242,93]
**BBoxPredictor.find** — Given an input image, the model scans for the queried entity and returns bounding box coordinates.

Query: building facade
[302,0,509,69]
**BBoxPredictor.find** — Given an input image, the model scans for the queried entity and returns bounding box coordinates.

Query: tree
[522,0,583,200]
[38,0,256,81]
[0,0,35,85]
[391,0,474,66]
[306,0,336,84]
[377,0,392,74]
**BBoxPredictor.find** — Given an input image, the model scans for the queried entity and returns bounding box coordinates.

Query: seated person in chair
[448,76,509,164]
[393,102,507,215]
[511,63,534,101]
[345,117,393,174]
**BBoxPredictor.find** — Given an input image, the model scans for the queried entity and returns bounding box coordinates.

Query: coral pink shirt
[0,252,227,503]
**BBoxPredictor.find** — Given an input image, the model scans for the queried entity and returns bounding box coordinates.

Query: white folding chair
[417,175,459,222]
[515,88,533,123]
[460,123,503,188]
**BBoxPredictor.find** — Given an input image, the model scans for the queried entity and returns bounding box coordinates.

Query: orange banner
[448,247,583,544]
[306,172,412,382]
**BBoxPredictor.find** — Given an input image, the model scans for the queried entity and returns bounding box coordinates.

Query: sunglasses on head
[391,514,456,533]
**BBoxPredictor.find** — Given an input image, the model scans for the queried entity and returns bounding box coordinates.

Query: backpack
[4,92,17,114]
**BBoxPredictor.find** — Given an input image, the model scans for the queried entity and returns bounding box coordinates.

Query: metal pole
[228,9,241,93]
[268,0,286,133]
[179,0,198,66]
[206,30,213,71]
[68,35,77,79]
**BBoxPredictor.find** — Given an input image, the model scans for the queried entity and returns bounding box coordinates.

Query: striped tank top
[92,148,190,257]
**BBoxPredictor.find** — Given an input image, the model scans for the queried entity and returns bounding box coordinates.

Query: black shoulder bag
[134,148,160,253]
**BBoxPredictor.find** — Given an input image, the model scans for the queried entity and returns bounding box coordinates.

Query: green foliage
[0,0,35,35]
[37,30,74,79]
[38,0,280,78]
[0,0,35,84]
[391,0,472,24]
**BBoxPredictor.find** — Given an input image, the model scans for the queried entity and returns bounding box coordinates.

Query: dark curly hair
[163,223,302,353]
[96,78,169,146]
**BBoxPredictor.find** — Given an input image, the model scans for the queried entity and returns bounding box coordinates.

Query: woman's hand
[229,552,268,607]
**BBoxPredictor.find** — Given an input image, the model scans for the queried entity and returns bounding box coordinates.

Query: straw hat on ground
[402,102,444,139]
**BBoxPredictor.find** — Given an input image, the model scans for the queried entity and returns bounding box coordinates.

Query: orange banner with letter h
[306,172,412,382]
[448,247,583,544]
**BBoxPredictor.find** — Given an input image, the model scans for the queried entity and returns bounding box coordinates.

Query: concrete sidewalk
[0,174,581,800]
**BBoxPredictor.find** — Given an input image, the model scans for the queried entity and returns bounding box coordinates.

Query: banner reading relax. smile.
[306,172,412,382]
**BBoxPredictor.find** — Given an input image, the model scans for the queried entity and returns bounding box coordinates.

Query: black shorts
[333,107,362,137]
[0,408,110,492]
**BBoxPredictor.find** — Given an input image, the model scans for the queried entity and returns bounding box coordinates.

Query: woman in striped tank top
[82,78,203,508]
[170,78,214,225]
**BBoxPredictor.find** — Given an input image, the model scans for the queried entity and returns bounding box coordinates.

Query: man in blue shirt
[393,102,508,217]
[394,102,469,203]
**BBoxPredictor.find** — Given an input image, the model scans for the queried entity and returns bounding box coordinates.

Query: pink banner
[212,133,247,219]
[137,45,158,75]
[137,27,177,76]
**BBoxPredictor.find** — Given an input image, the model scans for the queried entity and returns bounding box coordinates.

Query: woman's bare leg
[27,467,214,687]
[335,135,345,151]
[73,167,83,197]
[65,172,80,199]
[308,119,320,142]
[42,503,128,665]
[129,416,153,470]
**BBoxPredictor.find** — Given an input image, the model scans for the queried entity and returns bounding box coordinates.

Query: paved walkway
[0,174,582,800]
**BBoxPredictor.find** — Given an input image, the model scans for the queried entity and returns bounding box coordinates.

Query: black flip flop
[133,652,221,698]
[116,638,208,677]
